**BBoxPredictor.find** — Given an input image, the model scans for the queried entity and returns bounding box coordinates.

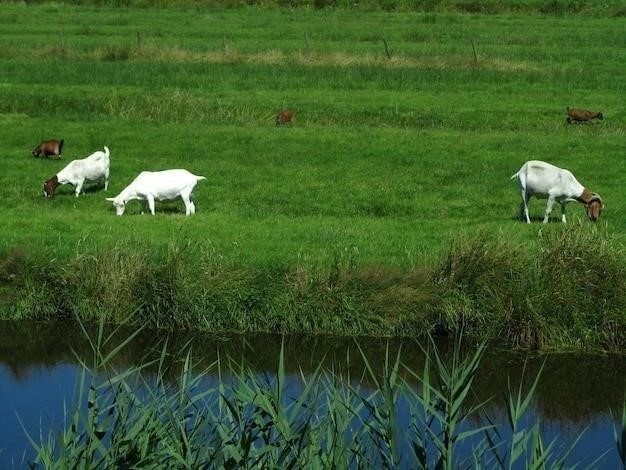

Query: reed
[23,322,623,468]
[615,398,626,468]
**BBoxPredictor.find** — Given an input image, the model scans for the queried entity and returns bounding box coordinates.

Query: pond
[0,320,624,468]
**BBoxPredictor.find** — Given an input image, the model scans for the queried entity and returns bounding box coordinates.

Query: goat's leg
[75,180,84,197]
[180,189,197,216]
[543,197,556,224]
[560,203,567,223]
[104,170,109,191]
[518,202,527,223]
[522,201,532,224]
[520,191,531,223]
[181,192,192,216]
[147,195,156,215]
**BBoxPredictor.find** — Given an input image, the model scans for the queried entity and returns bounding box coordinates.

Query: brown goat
[566,107,603,124]
[32,139,64,159]
[276,109,296,126]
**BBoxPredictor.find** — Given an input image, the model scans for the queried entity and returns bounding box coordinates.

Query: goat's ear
[105,197,115,202]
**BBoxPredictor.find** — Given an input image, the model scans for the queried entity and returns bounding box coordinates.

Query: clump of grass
[534,222,626,349]
[432,224,626,350]
[0,247,26,284]
[3,255,77,321]
[432,230,525,338]
[70,246,149,323]
[96,44,133,62]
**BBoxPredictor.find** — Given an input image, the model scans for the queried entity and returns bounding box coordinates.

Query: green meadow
[0,2,625,349]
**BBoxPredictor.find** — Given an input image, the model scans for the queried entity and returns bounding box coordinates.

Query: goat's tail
[103,145,110,158]
[510,171,520,180]
[196,175,207,181]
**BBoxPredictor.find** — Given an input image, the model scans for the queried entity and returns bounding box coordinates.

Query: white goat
[43,146,110,197]
[106,169,206,216]
[511,160,603,224]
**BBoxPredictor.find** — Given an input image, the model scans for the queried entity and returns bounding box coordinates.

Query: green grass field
[1,3,625,347]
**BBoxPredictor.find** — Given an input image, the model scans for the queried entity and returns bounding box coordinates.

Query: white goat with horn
[511,160,603,224]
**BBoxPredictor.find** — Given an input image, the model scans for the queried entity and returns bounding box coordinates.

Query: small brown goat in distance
[32,139,64,159]
[276,109,296,126]
[566,107,603,124]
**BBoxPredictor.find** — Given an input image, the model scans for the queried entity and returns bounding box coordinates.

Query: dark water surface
[0,320,624,468]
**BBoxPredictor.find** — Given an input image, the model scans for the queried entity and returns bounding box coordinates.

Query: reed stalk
[22,320,617,468]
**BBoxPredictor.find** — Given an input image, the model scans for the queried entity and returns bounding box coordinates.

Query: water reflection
[0,320,624,467]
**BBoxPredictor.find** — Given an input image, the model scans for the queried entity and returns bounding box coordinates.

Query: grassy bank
[2,224,625,350]
[0,5,625,350]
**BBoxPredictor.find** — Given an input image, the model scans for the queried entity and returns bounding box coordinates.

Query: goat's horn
[590,193,604,207]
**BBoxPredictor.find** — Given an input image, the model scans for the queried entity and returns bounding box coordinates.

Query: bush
[432,224,626,350]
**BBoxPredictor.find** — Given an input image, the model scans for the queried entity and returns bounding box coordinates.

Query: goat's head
[586,194,603,222]
[106,197,126,216]
[32,143,45,157]
[276,110,295,125]
[43,176,59,198]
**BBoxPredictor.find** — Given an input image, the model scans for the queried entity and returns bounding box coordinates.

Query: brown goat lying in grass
[566,107,603,124]
[276,109,296,126]
[32,139,64,159]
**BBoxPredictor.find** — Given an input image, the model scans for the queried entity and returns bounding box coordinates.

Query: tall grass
[7,0,626,15]
[433,223,626,350]
[23,322,624,468]
[1,223,625,350]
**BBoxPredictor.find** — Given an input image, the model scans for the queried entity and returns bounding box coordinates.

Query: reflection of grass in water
[615,405,626,468]
[0,321,623,425]
[22,320,624,468]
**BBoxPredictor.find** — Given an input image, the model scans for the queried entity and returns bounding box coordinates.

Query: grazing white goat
[43,146,110,197]
[106,169,206,216]
[511,160,603,224]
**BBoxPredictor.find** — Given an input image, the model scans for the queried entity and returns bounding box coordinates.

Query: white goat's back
[57,146,110,181]
[129,169,204,200]
[512,160,581,197]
